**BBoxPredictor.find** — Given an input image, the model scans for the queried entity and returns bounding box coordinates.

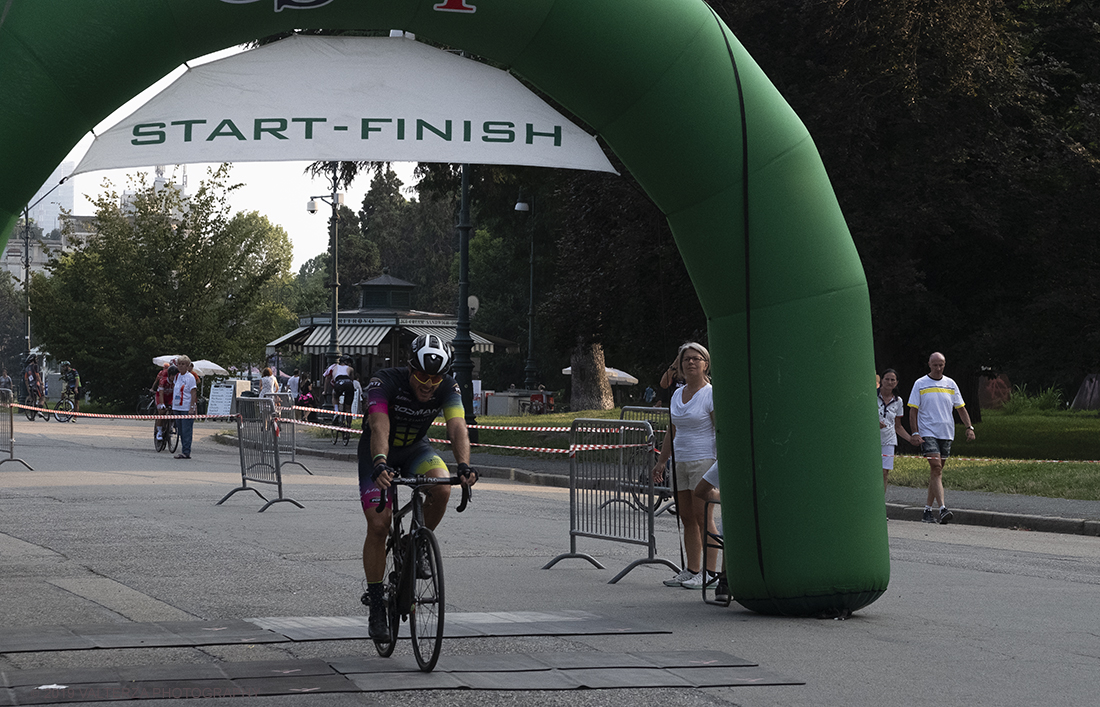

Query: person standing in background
[908,352,976,524]
[651,342,718,590]
[259,367,280,397]
[879,368,917,495]
[172,356,199,460]
[287,368,300,402]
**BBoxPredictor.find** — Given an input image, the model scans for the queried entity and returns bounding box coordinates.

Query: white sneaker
[663,568,695,587]
[681,571,719,590]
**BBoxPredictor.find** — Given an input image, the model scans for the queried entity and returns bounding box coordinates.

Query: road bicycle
[22,387,51,422]
[53,388,79,423]
[371,475,472,672]
[331,406,352,446]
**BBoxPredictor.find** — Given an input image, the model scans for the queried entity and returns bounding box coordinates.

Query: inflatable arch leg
[0,0,889,615]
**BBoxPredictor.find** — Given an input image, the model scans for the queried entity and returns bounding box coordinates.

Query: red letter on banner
[433,0,476,12]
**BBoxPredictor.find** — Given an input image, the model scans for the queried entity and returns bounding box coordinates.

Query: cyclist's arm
[445,415,471,467]
[368,411,391,462]
[367,411,395,488]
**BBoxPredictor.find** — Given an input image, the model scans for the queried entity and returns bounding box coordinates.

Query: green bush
[1001,384,1065,415]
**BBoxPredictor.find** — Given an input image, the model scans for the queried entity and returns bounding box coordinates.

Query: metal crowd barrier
[0,388,32,470]
[216,397,302,512]
[263,392,312,475]
[543,418,679,583]
[620,406,675,515]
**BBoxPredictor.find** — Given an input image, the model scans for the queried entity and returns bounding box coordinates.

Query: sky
[58,45,419,272]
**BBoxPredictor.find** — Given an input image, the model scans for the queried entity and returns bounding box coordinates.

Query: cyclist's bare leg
[422,467,452,531]
[362,505,391,583]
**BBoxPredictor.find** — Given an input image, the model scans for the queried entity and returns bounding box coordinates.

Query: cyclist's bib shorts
[333,377,356,408]
[358,439,448,512]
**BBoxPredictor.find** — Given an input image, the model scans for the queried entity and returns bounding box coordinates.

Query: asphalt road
[1,416,1099,706]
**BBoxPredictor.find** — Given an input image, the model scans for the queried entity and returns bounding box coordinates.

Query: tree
[710,0,1100,394]
[31,165,296,409]
[294,252,329,315]
[0,272,24,380]
[358,168,459,313]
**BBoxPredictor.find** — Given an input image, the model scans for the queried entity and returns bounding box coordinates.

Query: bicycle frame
[372,474,471,671]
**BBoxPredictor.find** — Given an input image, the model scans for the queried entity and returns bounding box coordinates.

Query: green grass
[467,409,626,457]
[300,405,1100,500]
[888,409,1100,501]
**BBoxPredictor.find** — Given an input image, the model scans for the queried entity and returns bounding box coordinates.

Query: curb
[216,434,1098,537]
[886,503,1100,537]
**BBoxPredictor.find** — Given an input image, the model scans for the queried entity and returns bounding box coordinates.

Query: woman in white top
[259,367,280,397]
[878,368,916,494]
[651,342,718,590]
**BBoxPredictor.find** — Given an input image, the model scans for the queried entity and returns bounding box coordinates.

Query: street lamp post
[451,164,478,438]
[19,176,68,359]
[307,162,344,368]
[515,193,538,391]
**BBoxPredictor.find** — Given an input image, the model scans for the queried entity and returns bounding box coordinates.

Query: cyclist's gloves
[371,462,393,483]
[457,463,476,482]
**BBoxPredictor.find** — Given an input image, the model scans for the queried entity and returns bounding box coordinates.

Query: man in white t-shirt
[287,369,300,401]
[171,356,199,460]
[908,352,976,524]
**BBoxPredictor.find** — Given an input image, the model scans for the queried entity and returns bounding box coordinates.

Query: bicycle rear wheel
[54,399,74,423]
[24,395,37,421]
[409,527,445,672]
[373,536,401,658]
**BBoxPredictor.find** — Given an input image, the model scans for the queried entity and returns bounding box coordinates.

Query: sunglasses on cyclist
[412,371,444,386]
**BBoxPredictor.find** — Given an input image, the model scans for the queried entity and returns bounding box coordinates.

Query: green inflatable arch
[0,0,889,615]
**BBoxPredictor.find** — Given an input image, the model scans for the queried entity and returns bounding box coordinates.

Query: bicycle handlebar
[374,475,472,514]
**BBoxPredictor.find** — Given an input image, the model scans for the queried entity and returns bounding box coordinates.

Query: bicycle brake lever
[375,487,388,513]
[456,482,471,513]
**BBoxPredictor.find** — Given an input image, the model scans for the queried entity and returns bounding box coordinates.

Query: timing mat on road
[0,611,665,654]
[0,651,801,704]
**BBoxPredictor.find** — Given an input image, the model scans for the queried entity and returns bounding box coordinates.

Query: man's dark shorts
[921,437,952,460]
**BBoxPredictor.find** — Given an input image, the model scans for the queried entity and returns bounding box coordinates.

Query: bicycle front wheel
[167,420,180,453]
[373,536,400,658]
[409,527,445,672]
[54,399,74,423]
[24,396,37,421]
[154,421,166,452]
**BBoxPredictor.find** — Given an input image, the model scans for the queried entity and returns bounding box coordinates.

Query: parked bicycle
[370,475,472,672]
[53,389,78,423]
[22,388,51,422]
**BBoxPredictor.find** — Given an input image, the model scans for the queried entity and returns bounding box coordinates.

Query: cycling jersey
[362,367,464,449]
[60,368,81,390]
[325,363,355,381]
[23,363,42,396]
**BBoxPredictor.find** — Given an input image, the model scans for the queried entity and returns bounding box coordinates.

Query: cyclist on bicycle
[150,362,177,441]
[58,361,82,419]
[324,354,357,418]
[22,354,43,403]
[359,333,478,640]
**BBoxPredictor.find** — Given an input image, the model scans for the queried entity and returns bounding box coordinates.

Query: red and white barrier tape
[12,404,222,421]
[885,452,1100,464]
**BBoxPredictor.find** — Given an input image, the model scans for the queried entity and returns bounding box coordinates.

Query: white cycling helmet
[408,334,453,375]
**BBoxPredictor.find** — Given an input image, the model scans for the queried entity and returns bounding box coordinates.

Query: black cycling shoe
[416,544,433,579]
[363,592,389,640]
